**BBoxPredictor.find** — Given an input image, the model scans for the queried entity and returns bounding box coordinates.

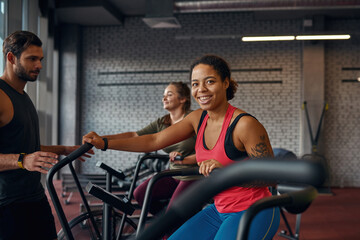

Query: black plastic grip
[96,161,126,180]
[66,142,93,161]
[86,182,135,215]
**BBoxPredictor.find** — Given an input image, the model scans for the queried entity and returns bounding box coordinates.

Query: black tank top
[197,111,257,160]
[0,79,44,206]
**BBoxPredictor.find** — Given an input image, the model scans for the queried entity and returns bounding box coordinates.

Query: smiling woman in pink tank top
[83,55,280,240]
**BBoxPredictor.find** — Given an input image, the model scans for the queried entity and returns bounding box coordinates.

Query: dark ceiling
[54,0,360,26]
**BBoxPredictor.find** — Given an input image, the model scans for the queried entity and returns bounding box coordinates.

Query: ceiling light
[242,36,295,42]
[296,35,351,40]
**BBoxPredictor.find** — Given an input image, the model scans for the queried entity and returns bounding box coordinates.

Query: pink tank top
[195,104,271,213]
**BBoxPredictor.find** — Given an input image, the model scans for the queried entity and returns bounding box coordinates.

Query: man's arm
[0,89,12,128]
[40,145,66,155]
[0,89,59,173]
[0,152,58,173]
[0,145,94,173]
[41,145,94,161]
[0,153,23,171]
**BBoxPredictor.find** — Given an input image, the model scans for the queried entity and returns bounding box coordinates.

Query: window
[22,0,28,30]
[0,0,6,73]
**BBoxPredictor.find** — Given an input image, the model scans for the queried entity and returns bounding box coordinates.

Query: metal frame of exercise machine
[135,157,326,240]
[47,143,136,240]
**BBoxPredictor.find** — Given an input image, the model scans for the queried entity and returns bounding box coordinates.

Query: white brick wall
[79,12,360,187]
[324,19,360,187]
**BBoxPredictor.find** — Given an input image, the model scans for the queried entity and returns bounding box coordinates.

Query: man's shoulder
[0,83,14,128]
[0,87,10,110]
[0,79,12,98]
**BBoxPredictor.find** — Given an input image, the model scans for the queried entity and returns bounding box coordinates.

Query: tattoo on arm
[248,135,271,158]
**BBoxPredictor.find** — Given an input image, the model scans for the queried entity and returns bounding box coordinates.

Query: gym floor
[46,181,360,240]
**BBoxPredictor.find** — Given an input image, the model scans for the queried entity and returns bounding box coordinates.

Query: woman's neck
[207,102,229,122]
[169,107,186,125]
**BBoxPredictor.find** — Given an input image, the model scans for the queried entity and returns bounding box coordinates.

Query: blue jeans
[169,204,280,240]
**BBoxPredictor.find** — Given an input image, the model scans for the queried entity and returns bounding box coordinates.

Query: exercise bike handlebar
[46,142,94,240]
[237,184,317,240]
[136,157,327,240]
[47,142,94,179]
[127,152,175,200]
[136,167,201,235]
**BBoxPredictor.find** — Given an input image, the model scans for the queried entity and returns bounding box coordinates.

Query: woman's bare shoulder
[186,108,204,119]
[232,108,263,131]
[184,108,204,130]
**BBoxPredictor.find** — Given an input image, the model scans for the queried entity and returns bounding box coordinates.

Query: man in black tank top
[0,31,92,240]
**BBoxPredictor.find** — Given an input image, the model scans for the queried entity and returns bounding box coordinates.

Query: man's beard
[15,62,39,82]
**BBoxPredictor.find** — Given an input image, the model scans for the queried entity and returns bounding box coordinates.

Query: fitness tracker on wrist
[18,153,26,169]
[102,138,108,151]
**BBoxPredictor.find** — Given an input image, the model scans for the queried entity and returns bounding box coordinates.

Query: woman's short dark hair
[190,55,238,100]
[3,31,42,61]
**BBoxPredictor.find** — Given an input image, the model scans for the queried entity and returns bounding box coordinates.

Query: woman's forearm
[84,130,184,153]
[83,114,196,153]
[182,154,197,165]
[102,132,138,140]
[108,134,165,153]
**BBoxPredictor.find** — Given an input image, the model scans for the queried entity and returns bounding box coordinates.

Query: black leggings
[0,197,57,240]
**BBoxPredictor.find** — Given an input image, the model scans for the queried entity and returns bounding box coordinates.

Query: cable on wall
[97,68,283,86]
[341,67,360,83]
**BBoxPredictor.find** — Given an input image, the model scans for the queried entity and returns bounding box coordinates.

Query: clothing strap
[197,110,208,133]
[227,113,256,133]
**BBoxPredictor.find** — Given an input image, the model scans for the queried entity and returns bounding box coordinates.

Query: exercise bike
[47,143,192,240]
[47,143,138,240]
[134,156,327,239]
